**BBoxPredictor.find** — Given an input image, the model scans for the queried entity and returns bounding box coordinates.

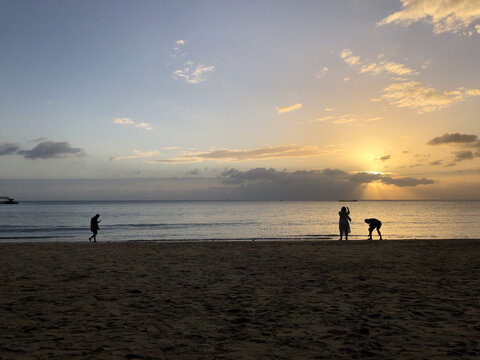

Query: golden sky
[1,0,479,200]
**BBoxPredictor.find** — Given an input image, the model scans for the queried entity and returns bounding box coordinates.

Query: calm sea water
[0,201,479,242]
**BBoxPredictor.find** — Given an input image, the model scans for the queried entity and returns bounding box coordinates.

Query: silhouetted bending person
[365,218,382,240]
[89,214,101,242]
[338,206,351,240]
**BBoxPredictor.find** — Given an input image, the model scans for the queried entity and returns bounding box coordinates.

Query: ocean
[0,200,479,242]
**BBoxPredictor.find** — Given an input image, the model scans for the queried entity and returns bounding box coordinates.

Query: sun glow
[362,181,391,199]
[351,143,389,174]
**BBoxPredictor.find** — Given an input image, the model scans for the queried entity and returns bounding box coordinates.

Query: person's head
[95,214,100,218]
[341,206,346,212]
[364,218,369,223]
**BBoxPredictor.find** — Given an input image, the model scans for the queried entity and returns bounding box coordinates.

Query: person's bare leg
[368,228,373,240]
[377,228,382,240]
[339,231,343,240]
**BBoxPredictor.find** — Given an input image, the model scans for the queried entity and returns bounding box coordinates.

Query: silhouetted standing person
[89,214,101,242]
[365,218,382,241]
[338,206,351,240]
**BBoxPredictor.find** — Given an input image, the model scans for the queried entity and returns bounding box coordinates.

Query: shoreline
[1,239,479,358]
[2,237,480,244]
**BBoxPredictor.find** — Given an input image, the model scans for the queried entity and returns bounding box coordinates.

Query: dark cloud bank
[427,133,478,145]
[427,132,480,164]
[1,168,436,201]
[0,143,21,156]
[0,141,84,159]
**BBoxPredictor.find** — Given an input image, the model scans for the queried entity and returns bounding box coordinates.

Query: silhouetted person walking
[365,218,382,240]
[89,214,101,242]
[338,206,351,240]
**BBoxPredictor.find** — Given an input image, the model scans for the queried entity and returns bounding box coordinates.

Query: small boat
[0,197,18,204]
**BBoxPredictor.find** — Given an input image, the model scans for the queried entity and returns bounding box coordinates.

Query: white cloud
[340,49,352,58]
[174,61,215,84]
[340,49,417,76]
[324,108,336,112]
[110,150,159,161]
[378,0,480,35]
[359,63,381,74]
[477,24,480,33]
[277,103,303,114]
[135,122,153,130]
[382,61,417,75]
[345,56,360,65]
[340,49,360,65]
[113,118,134,125]
[466,89,480,96]
[377,81,480,113]
[343,77,351,82]
[172,39,188,56]
[113,118,153,131]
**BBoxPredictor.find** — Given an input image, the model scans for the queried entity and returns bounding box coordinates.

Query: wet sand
[1,239,479,359]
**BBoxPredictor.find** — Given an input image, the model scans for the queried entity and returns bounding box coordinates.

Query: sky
[1,0,480,200]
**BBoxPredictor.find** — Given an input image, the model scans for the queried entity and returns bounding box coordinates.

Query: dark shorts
[369,223,382,230]
[91,229,98,234]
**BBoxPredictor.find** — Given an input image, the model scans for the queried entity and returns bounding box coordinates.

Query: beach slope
[1,240,479,359]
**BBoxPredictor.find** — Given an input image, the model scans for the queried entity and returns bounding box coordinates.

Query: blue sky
[1,0,480,200]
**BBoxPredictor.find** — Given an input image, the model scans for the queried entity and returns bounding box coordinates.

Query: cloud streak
[308,113,382,125]
[315,67,329,78]
[150,144,334,164]
[378,0,480,35]
[277,103,303,114]
[109,150,159,161]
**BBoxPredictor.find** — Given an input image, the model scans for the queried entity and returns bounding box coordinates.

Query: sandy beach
[1,239,479,359]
